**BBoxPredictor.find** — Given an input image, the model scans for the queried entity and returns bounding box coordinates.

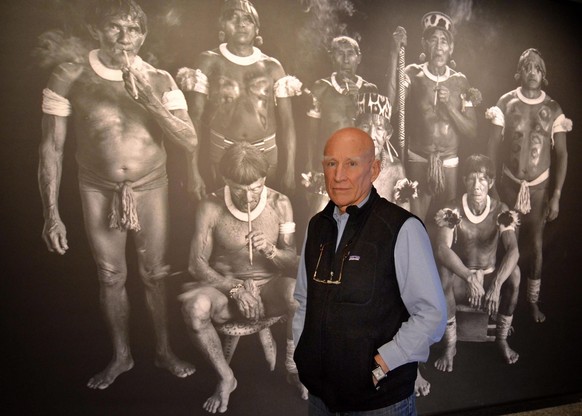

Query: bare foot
[434,345,456,372]
[529,302,546,323]
[87,356,134,390]
[287,372,308,400]
[497,339,519,364]
[203,377,238,413]
[414,369,430,397]
[155,353,196,378]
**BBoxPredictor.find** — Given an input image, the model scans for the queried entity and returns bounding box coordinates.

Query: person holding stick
[180,142,305,413]
[401,12,479,221]
[38,0,197,389]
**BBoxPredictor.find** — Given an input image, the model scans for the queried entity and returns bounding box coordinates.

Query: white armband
[552,113,573,135]
[176,67,209,95]
[279,222,296,234]
[485,106,504,127]
[274,75,303,98]
[497,210,519,233]
[162,89,188,111]
[42,88,72,117]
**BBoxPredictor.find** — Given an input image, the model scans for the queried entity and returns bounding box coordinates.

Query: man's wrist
[265,245,277,260]
[229,283,244,299]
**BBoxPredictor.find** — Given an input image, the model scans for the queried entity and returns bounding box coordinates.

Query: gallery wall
[1,0,581,415]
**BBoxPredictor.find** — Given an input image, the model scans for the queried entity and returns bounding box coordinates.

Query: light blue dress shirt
[292,193,446,372]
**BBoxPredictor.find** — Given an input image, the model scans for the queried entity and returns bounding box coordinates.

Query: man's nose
[334,165,345,181]
[118,28,130,43]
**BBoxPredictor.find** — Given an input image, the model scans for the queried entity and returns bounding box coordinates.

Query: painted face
[331,42,361,78]
[93,14,145,65]
[356,114,389,157]
[424,29,453,69]
[225,177,266,211]
[464,171,493,204]
[322,131,380,213]
[519,54,544,90]
[222,9,258,46]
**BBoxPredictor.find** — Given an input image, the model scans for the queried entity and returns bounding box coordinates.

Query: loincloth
[408,149,458,195]
[78,164,168,232]
[502,166,549,215]
[209,129,277,166]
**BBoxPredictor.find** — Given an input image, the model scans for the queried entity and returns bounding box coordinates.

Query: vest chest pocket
[335,241,378,304]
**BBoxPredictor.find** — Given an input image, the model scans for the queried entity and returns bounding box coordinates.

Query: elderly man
[180,142,303,413]
[433,154,521,372]
[403,12,478,221]
[38,0,197,389]
[487,48,571,323]
[293,127,446,415]
[177,0,299,196]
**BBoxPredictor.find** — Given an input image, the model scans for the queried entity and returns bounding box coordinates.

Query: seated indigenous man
[355,92,416,211]
[487,48,571,323]
[177,0,299,195]
[434,154,520,372]
[180,142,305,414]
[37,0,197,389]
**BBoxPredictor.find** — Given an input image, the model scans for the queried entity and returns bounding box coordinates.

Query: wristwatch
[372,362,387,383]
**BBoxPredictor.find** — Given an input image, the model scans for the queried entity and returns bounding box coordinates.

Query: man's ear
[372,159,381,181]
[489,178,495,190]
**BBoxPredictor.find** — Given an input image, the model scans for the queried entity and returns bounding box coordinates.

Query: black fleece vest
[295,188,418,412]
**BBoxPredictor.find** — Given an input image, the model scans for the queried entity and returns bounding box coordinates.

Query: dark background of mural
[1,0,581,415]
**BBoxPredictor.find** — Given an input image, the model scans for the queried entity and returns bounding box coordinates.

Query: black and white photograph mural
[1,0,581,415]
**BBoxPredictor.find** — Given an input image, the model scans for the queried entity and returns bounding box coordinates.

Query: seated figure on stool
[180,142,306,414]
[433,154,520,372]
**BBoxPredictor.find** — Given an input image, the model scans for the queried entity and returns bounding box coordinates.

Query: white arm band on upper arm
[274,75,303,98]
[176,67,209,95]
[279,222,296,234]
[485,106,504,127]
[42,88,72,117]
[162,89,188,111]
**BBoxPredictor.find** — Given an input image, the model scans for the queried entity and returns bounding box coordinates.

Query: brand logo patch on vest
[348,255,360,261]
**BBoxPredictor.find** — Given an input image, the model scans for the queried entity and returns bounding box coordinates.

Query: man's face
[519,54,544,91]
[222,9,258,46]
[225,177,265,211]
[331,42,361,78]
[322,133,379,213]
[93,14,145,64]
[423,29,453,68]
[464,171,493,205]
[356,114,389,157]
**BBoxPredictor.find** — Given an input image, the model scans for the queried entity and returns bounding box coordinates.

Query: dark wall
[1,1,581,415]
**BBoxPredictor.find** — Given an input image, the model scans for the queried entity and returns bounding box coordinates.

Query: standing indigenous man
[433,154,520,372]
[487,48,571,323]
[303,29,405,216]
[180,142,304,414]
[38,0,197,389]
[304,35,378,177]
[293,128,446,415]
[177,0,300,196]
[403,12,478,221]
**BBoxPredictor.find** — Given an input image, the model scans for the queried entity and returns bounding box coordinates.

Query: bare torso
[65,61,173,182]
[203,188,288,280]
[199,48,285,141]
[498,89,561,181]
[451,197,505,270]
[406,64,468,158]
